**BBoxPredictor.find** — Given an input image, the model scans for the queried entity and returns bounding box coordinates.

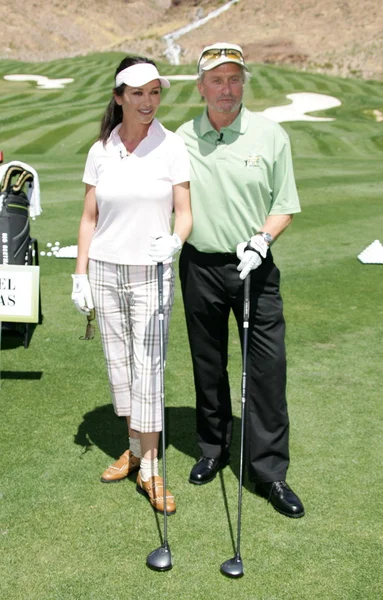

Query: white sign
[0,265,40,323]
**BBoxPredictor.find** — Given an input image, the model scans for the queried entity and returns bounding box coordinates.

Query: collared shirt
[177,106,301,253]
[82,119,190,265]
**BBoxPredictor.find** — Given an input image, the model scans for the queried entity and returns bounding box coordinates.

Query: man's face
[197,63,244,115]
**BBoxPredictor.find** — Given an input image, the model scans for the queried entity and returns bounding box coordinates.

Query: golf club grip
[243,275,250,323]
[157,262,164,314]
[242,273,251,388]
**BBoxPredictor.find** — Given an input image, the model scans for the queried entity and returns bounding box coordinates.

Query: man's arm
[236,214,295,280]
[258,214,294,245]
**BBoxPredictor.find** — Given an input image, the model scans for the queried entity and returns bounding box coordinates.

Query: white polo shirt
[82,119,190,265]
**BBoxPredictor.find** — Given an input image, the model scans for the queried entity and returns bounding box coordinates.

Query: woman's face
[115,79,162,125]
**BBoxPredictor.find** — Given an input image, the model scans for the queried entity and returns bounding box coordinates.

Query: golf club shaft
[236,274,251,557]
[157,262,168,544]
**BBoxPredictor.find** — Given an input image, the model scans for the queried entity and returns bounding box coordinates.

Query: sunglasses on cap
[198,47,245,68]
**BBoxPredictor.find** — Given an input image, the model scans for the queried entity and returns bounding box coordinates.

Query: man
[177,43,304,518]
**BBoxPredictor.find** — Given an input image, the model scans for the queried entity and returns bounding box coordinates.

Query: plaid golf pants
[89,259,174,432]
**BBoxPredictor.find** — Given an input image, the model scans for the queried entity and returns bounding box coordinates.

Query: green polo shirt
[176,106,301,253]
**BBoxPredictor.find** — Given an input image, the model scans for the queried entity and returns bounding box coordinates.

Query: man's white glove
[236,234,269,280]
[71,274,94,315]
[149,232,182,263]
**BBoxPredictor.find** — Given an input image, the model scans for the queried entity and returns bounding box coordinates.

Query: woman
[71,56,192,515]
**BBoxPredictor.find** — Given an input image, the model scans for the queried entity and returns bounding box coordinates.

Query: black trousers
[179,242,290,483]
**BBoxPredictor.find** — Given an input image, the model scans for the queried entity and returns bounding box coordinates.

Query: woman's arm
[75,184,98,274]
[172,181,192,243]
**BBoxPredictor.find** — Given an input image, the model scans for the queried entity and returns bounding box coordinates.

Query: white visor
[115,63,170,89]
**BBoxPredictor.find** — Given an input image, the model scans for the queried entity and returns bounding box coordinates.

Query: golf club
[220,273,251,578]
[146,262,172,572]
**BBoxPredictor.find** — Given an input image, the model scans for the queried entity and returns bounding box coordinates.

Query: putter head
[220,556,244,578]
[146,545,172,572]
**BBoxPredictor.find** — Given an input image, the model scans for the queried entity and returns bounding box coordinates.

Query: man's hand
[236,234,269,280]
[149,232,182,263]
[71,274,94,315]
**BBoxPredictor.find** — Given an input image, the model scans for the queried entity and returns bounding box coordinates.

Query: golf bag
[0,164,33,265]
[0,163,42,347]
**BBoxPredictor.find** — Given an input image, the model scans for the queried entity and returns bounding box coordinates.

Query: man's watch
[258,231,273,245]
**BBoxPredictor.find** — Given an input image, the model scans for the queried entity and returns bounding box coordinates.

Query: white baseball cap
[197,42,249,74]
[115,63,170,88]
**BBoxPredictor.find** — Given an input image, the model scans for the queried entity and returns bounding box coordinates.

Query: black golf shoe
[189,455,229,485]
[254,480,305,518]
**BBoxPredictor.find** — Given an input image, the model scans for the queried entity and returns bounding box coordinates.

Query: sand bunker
[259,92,341,122]
[3,74,74,89]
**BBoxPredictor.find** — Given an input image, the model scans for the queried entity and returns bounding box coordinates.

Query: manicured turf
[0,54,382,599]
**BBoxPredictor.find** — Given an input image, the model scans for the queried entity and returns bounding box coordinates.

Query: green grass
[0,54,382,600]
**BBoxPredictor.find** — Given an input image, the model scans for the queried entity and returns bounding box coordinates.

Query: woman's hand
[149,232,182,263]
[71,274,94,314]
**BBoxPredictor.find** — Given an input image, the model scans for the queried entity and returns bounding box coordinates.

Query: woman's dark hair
[99,56,157,144]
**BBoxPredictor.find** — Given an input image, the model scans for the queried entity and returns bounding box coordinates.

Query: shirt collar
[110,118,162,144]
[199,105,250,137]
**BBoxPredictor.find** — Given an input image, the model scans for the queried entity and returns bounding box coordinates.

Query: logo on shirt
[245,154,262,168]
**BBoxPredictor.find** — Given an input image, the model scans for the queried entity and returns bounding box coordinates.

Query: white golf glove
[236,234,269,280]
[149,232,182,263]
[71,274,94,315]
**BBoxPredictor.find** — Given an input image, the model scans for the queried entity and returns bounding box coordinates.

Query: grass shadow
[73,404,252,491]
[0,370,43,380]
[1,322,39,349]
[163,406,252,492]
[73,404,128,459]
[73,404,199,460]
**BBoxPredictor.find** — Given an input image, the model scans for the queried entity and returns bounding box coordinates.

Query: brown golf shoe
[136,472,176,515]
[100,450,140,483]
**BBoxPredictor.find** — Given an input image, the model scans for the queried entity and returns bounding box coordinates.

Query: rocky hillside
[2,0,382,80]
